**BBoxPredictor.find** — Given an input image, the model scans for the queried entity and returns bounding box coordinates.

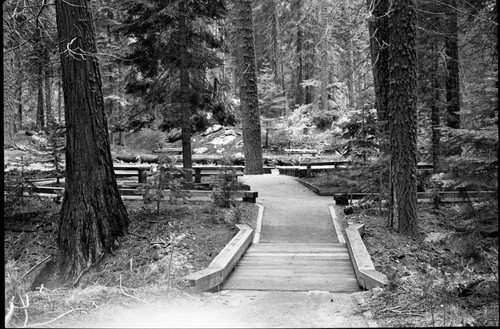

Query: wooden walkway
[224,242,359,292]
[219,174,361,292]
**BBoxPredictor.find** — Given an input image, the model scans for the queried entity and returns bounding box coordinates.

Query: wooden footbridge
[185,174,386,293]
[223,243,359,292]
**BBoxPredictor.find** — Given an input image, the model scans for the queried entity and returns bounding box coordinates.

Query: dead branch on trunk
[21,255,52,280]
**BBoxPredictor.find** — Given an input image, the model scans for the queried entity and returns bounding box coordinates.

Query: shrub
[143,155,190,214]
[211,158,241,208]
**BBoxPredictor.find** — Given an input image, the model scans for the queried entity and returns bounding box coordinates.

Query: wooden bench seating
[32,184,258,203]
[192,165,244,184]
[113,164,153,183]
[299,160,356,178]
[284,148,318,156]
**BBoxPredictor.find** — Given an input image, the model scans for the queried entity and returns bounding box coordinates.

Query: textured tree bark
[235,0,263,174]
[387,0,419,238]
[178,2,193,181]
[53,0,129,283]
[367,0,390,150]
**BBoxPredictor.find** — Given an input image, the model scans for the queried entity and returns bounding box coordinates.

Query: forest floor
[322,179,499,326]
[4,197,259,328]
[301,169,499,326]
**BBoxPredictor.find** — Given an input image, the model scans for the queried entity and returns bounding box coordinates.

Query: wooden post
[306,164,312,178]
[194,168,202,183]
[109,131,114,145]
[118,131,124,146]
[138,169,146,183]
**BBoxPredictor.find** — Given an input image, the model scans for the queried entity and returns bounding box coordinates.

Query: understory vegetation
[340,202,498,327]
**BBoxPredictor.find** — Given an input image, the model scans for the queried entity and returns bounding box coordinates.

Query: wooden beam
[183,224,253,291]
[345,223,387,290]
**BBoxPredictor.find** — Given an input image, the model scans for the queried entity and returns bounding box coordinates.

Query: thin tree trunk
[37,64,45,130]
[235,0,263,174]
[319,2,329,112]
[45,68,52,123]
[304,32,315,105]
[178,2,193,182]
[50,0,129,284]
[367,0,390,152]
[295,0,305,106]
[17,68,23,130]
[431,46,441,173]
[346,42,355,109]
[58,79,62,123]
[388,0,419,238]
[445,0,460,130]
[271,0,280,86]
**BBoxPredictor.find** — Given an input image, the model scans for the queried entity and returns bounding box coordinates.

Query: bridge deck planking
[223,243,359,292]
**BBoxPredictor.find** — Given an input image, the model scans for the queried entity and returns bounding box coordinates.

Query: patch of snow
[193,147,208,154]
[424,232,452,243]
[202,124,223,136]
[210,135,236,145]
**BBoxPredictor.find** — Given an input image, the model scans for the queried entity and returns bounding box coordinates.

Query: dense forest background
[4,0,497,165]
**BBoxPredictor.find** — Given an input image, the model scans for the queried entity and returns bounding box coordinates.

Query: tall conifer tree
[233,0,264,174]
[118,0,227,180]
[387,0,419,238]
[33,0,130,286]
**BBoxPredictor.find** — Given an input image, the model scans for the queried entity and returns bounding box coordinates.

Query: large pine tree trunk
[178,2,193,182]
[53,0,129,283]
[235,0,263,174]
[388,0,419,238]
